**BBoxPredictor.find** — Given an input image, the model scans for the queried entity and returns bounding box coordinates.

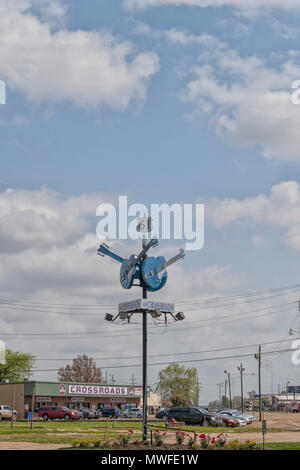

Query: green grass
[0,420,297,446]
[257,442,300,450]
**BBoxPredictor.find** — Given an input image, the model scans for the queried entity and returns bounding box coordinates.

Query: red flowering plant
[188,433,198,448]
[215,433,227,448]
[199,433,210,449]
[153,429,167,447]
[118,430,134,447]
[175,431,186,445]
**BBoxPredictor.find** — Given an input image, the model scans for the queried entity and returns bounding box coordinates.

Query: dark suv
[38,406,81,421]
[99,407,121,418]
[166,407,205,425]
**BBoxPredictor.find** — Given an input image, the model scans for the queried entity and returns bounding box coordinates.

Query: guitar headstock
[149,238,159,249]
[97,242,110,257]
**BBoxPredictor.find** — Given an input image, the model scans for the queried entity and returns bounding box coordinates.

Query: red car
[38,406,81,421]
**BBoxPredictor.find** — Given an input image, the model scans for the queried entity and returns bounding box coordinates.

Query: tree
[158,363,198,405]
[58,354,103,383]
[0,349,35,382]
[170,394,190,407]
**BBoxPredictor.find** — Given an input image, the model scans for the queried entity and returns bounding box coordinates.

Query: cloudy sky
[1,0,300,404]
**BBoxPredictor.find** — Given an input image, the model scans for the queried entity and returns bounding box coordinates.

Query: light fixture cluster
[104,310,185,322]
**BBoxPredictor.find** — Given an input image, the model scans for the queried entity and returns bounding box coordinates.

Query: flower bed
[72,431,258,450]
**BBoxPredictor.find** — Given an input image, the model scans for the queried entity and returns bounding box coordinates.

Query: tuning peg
[97,252,105,257]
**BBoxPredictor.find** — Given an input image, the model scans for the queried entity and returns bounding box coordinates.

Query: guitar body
[142,256,168,292]
[120,255,140,289]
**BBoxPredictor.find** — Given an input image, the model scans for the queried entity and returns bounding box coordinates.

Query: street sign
[262,419,267,434]
[288,386,300,394]
[118,299,175,314]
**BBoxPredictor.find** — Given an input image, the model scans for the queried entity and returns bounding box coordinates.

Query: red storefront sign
[68,385,127,396]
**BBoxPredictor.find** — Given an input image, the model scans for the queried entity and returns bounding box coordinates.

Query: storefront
[0,381,144,419]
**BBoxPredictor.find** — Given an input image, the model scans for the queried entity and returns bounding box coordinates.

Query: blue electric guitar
[97,238,158,289]
[142,248,185,291]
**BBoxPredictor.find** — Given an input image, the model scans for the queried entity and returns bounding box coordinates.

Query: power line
[0,282,299,315]
[29,347,295,372]
[31,336,300,361]
[1,298,297,338]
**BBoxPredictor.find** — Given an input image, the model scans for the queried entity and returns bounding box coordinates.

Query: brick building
[0,381,145,419]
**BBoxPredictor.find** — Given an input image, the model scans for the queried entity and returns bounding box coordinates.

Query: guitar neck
[156,250,185,275]
[97,245,124,264]
[127,238,158,278]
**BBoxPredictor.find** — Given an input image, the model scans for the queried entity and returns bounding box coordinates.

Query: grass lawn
[257,442,300,450]
[0,420,297,445]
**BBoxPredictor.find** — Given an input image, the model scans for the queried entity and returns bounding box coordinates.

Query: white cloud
[207,180,300,251]
[0,0,159,108]
[125,0,300,14]
[0,186,298,399]
[135,21,224,48]
[181,47,300,161]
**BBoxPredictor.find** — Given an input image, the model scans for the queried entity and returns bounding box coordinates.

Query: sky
[1,0,300,404]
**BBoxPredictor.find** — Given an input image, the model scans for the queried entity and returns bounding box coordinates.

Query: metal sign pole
[142,234,148,441]
[142,284,147,441]
[98,217,185,442]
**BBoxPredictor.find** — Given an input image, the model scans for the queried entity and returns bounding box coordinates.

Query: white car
[122,408,143,419]
[0,405,17,420]
[228,409,255,424]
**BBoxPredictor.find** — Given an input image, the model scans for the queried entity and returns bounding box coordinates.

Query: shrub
[72,439,80,448]
[199,434,210,449]
[243,439,257,449]
[215,433,227,448]
[79,439,92,449]
[118,431,133,447]
[175,431,185,445]
[93,439,102,448]
[153,429,167,447]
[225,439,241,450]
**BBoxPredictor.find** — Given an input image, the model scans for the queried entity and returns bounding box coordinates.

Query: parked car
[155,408,169,420]
[79,408,96,419]
[231,410,255,423]
[94,409,102,418]
[217,411,246,426]
[221,409,254,424]
[214,413,240,427]
[122,407,143,419]
[0,405,17,421]
[290,404,300,413]
[196,407,216,425]
[166,407,205,425]
[38,406,81,421]
[99,406,121,418]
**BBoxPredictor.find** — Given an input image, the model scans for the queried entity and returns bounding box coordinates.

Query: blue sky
[1,0,300,402]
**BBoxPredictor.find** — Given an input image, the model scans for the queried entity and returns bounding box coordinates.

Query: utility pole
[131,374,137,386]
[109,374,116,385]
[224,378,227,407]
[11,387,15,430]
[30,388,35,430]
[224,370,232,408]
[217,383,222,409]
[238,363,245,413]
[286,381,290,413]
[255,345,262,421]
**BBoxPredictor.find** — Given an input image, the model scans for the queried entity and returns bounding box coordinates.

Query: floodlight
[151,308,162,319]
[105,313,114,322]
[119,311,129,320]
[175,311,185,321]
